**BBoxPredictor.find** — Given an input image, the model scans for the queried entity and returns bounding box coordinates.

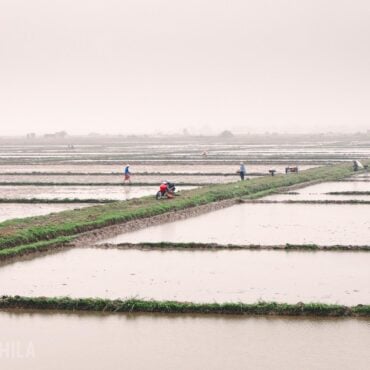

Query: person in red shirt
[159,181,168,195]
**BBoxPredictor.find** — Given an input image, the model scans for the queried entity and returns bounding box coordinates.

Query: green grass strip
[0,163,362,249]
[0,237,74,261]
[326,191,370,195]
[241,200,370,204]
[0,296,368,317]
[102,242,370,251]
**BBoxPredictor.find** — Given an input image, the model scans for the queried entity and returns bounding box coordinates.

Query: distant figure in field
[239,162,246,181]
[353,160,363,172]
[124,164,132,184]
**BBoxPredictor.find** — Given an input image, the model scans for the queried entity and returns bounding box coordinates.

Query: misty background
[1,0,369,136]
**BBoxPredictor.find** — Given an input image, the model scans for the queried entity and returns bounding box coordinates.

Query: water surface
[266,181,370,201]
[0,185,192,201]
[0,312,369,370]
[101,203,370,245]
[0,203,92,223]
[1,248,369,305]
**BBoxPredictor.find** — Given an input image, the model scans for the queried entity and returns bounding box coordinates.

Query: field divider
[326,191,370,195]
[0,236,74,261]
[238,200,370,205]
[339,179,370,182]
[94,242,370,251]
[2,240,369,264]
[0,163,365,250]
[0,296,368,317]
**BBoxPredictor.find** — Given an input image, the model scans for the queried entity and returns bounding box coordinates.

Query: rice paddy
[0,138,369,369]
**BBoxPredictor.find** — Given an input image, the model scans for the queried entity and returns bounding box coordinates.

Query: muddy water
[101,203,370,245]
[0,174,239,184]
[0,312,369,370]
[1,248,369,305]
[266,181,370,201]
[0,163,317,174]
[0,204,92,223]
[0,185,193,201]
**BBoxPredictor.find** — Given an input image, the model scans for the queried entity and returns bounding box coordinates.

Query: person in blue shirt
[239,162,246,180]
[124,164,132,184]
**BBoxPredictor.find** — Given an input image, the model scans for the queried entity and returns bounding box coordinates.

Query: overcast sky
[1,0,369,135]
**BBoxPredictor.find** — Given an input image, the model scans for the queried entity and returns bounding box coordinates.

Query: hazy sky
[1,0,369,135]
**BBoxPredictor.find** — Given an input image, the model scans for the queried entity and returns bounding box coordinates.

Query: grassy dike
[98,242,370,251]
[0,296,369,317]
[0,163,360,250]
[0,237,74,261]
[327,191,370,195]
[241,199,370,204]
[1,240,369,262]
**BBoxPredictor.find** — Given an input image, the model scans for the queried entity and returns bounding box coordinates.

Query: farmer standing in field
[123,164,132,184]
[239,162,246,181]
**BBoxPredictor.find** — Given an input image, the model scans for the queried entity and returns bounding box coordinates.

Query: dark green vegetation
[0,296,369,317]
[100,242,370,251]
[0,164,362,251]
[2,240,368,263]
[242,200,370,204]
[0,237,74,261]
[326,191,370,195]
[0,198,113,204]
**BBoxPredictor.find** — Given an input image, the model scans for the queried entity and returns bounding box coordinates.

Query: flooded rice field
[0,203,92,223]
[266,181,370,201]
[100,203,370,245]
[0,311,369,370]
[1,138,369,368]
[1,248,369,304]
[0,163,317,174]
[0,185,193,201]
[0,174,240,185]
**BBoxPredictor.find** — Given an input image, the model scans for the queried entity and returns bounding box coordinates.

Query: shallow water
[101,203,370,245]
[266,181,370,201]
[0,185,193,201]
[0,203,92,223]
[0,312,369,370]
[0,174,240,185]
[0,163,317,174]
[1,248,369,305]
